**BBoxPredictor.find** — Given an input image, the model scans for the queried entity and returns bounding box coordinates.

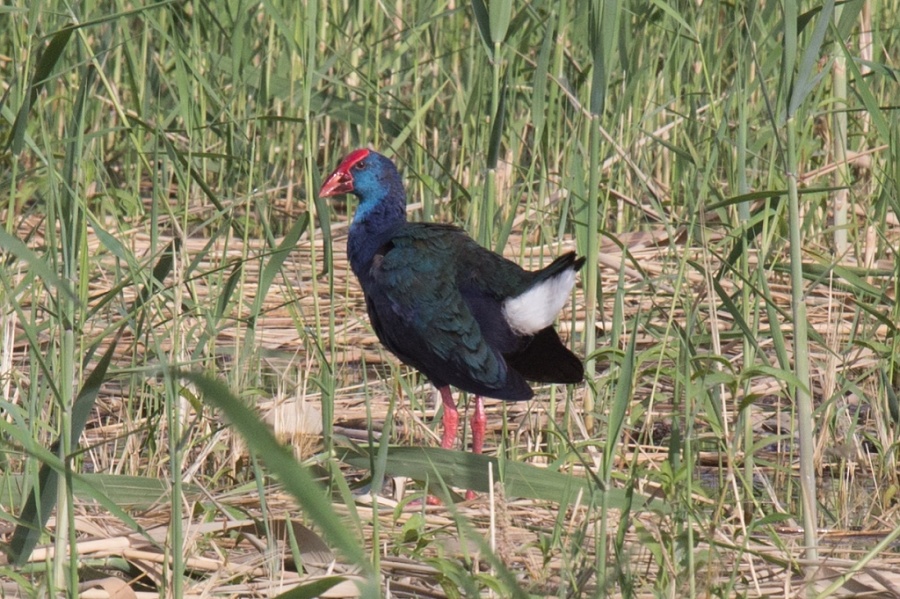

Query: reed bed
[2,0,900,596]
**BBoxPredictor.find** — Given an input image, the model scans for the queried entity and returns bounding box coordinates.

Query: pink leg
[471,395,486,455]
[439,386,458,450]
[465,396,486,501]
[426,387,459,505]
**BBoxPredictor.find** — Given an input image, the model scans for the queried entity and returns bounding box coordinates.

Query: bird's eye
[354,160,367,170]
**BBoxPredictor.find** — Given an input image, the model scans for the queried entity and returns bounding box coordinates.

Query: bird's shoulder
[381,222,469,254]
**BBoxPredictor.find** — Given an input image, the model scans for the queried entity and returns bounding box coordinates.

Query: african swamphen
[320,149,585,463]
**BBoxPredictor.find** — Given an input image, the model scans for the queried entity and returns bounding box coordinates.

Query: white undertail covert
[501,269,577,335]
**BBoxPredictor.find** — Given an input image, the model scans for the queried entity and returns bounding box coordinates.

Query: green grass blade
[251,211,309,322]
[588,0,620,115]
[488,0,512,44]
[605,318,637,478]
[0,228,76,301]
[486,78,506,170]
[838,33,891,140]
[339,445,663,511]
[272,576,353,599]
[470,0,492,57]
[8,329,120,565]
[178,371,374,582]
[882,369,900,424]
[7,24,74,153]
[788,0,834,117]
[530,9,555,139]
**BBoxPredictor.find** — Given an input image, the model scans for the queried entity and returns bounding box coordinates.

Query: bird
[319,149,585,489]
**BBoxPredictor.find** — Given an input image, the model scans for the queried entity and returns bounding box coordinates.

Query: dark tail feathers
[533,252,587,284]
[505,326,584,384]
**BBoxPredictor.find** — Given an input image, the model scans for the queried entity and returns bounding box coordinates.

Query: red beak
[319,168,354,197]
[319,148,371,197]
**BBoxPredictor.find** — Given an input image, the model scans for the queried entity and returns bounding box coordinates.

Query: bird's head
[319,149,403,203]
[319,149,406,226]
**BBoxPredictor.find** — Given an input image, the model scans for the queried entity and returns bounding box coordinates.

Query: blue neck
[347,190,407,279]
